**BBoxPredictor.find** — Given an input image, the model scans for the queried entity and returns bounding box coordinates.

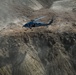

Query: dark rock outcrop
[0,29,76,75]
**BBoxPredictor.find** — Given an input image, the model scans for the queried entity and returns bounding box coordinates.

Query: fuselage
[23,21,47,28]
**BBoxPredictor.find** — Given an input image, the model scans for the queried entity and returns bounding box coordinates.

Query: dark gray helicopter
[23,16,54,28]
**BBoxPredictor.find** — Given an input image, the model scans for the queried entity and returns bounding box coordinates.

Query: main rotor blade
[34,16,46,21]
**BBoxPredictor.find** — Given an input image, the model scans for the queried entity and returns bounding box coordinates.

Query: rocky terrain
[0,0,76,75]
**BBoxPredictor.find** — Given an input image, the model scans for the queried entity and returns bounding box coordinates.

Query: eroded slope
[0,28,76,75]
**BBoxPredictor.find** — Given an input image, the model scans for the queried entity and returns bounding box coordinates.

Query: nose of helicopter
[23,24,27,27]
[22,25,25,28]
[23,25,25,27]
[22,24,29,28]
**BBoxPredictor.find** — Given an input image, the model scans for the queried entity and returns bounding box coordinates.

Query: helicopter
[23,16,54,28]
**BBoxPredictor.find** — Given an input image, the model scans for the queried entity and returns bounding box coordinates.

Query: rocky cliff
[0,0,76,75]
[0,27,76,75]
